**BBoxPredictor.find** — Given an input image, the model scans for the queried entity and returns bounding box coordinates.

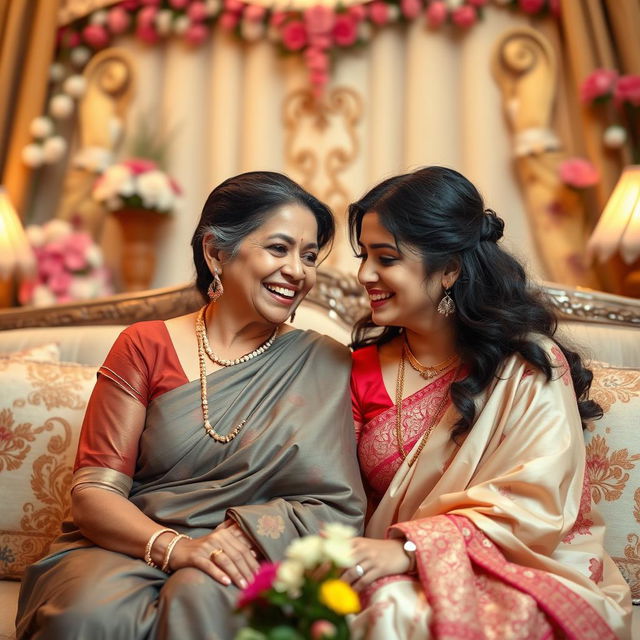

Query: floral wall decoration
[22,0,560,171]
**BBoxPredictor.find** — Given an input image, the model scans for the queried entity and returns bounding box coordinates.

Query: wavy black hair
[349,166,601,441]
[191,171,334,300]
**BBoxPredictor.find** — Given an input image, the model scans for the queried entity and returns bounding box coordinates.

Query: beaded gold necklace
[403,336,458,379]
[195,306,279,442]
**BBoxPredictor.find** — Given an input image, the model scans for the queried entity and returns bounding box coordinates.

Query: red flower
[187,2,208,22]
[124,158,158,174]
[452,5,476,28]
[107,7,131,35]
[332,14,358,47]
[82,24,110,49]
[304,5,336,36]
[559,157,600,189]
[282,21,307,51]
[581,69,618,104]
[401,0,422,20]
[518,0,545,13]
[369,2,390,26]
[237,562,279,609]
[185,23,209,46]
[615,74,640,107]
[426,1,447,28]
[219,11,240,30]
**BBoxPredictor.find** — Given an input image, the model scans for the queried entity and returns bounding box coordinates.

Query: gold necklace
[195,307,278,443]
[403,336,458,379]
[196,306,279,367]
[395,352,459,467]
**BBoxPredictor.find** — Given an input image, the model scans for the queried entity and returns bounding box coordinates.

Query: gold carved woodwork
[58,0,120,26]
[55,47,135,239]
[283,87,362,268]
[492,27,601,290]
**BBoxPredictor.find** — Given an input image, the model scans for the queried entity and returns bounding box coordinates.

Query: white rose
[73,146,114,173]
[70,46,91,68]
[241,19,265,42]
[274,560,304,596]
[322,538,354,568]
[22,144,44,168]
[94,165,135,202]
[85,244,104,268]
[89,9,108,25]
[32,284,57,307]
[387,4,400,20]
[49,62,65,82]
[49,93,75,119]
[63,75,87,99]
[43,136,68,164]
[155,10,174,36]
[25,225,46,248]
[43,219,73,242]
[322,523,357,541]
[137,171,175,211]
[30,116,54,139]
[205,0,221,16]
[446,0,464,8]
[106,196,124,211]
[603,125,627,149]
[69,275,98,300]
[285,536,324,569]
[174,15,190,35]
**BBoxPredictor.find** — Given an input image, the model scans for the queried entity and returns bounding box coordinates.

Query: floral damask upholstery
[0,354,97,579]
[585,363,640,600]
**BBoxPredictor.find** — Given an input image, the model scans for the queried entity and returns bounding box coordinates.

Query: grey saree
[16,325,365,640]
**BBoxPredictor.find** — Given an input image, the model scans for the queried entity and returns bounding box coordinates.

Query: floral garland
[56,0,559,98]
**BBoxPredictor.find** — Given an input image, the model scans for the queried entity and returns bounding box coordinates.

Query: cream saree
[16,329,366,640]
[351,337,632,639]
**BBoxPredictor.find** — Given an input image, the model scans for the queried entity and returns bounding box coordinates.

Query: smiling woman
[15,171,366,640]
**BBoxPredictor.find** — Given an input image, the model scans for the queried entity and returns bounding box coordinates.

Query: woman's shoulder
[289,329,352,363]
[119,320,169,344]
[351,344,379,367]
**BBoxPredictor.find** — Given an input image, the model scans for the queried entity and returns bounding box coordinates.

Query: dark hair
[349,166,601,440]
[191,171,334,300]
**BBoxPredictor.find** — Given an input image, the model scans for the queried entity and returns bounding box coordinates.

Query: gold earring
[437,287,455,316]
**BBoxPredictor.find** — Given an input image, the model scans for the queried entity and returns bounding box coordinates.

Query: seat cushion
[586,362,640,602]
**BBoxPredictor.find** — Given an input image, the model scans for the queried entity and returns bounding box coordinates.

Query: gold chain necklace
[195,306,278,442]
[395,352,459,467]
[403,336,458,379]
[196,306,279,367]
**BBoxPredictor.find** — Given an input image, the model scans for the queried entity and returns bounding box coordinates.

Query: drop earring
[207,269,223,302]
[437,287,455,316]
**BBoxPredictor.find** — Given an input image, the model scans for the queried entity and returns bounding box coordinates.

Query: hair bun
[480,209,504,243]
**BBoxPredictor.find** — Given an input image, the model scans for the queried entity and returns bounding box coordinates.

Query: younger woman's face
[356,212,446,332]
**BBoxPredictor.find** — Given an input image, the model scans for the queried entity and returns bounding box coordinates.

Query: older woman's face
[217,203,320,326]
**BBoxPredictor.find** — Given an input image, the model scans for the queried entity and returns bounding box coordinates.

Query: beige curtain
[0,0,60,215]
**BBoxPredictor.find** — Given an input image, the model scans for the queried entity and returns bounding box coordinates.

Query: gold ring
[210,548,224,561]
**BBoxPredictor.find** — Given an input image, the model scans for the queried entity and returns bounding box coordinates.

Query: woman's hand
[342,537,411,591]
[168,519,260,588]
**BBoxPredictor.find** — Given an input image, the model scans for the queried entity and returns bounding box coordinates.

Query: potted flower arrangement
[19,219,113,307]
[236,524,361,640]
[91,158,182,291]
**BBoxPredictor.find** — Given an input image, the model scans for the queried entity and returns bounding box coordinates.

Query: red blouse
[350,345,393,428]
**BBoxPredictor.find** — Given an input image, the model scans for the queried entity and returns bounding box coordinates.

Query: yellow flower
[318,579,360,615]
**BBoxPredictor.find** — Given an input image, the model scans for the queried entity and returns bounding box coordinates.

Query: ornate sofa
[0,270,639,639]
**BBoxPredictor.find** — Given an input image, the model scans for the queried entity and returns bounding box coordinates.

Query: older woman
[16,171,365,639]
[343,167,631,639]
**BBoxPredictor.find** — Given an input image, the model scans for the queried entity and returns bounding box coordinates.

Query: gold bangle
[161,533,192,573]
[144,528,178,569]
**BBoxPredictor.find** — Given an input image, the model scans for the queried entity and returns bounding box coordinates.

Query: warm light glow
[0,187,36,280]
[587,165,640,266]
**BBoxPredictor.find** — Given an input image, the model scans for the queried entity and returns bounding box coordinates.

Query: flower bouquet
[235,524,360,640]
[19,219,113,307]
[91,158,182,214]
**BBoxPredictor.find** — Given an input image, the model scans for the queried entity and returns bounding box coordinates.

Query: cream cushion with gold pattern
[586,362,640,601]
[0,357,97,579]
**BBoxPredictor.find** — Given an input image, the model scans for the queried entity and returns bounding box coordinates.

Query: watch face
[404,540,417,553]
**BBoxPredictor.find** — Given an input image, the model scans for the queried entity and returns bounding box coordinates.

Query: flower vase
[111,208,167,292]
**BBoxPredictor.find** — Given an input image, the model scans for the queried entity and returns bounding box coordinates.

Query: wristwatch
[403,539,417,574]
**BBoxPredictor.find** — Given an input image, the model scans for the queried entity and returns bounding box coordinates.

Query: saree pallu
[16,328,366,640]
[351,337,631,639]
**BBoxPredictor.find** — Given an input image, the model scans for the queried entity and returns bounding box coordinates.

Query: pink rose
[615,74,640,107]
[187,2,208,22]
[184,22,209,45]
[140,0,161,5]
[332,14,357,47]
[304,5,336,36]
[311,620,337,639]
[107,7,131,34]
[580,69,618,104]
[48,270,73,295]
[281,21,307,51]
[224,0,245,13]
[369,2,390,26]
[125,158,157,174]
[136,22,159,44]
[243,4,266,22]
[426,1,447,28]
[219,11,240,30]
[270,11,287,28]
[120,0,140,10]
[452,5,476,28]
[82,24,110,49]
[518,0,545,13]
[549,0,561,16]
[348,4,367,21]
[168,0,189,8]
[67,31,82,48]
[559,157,600,189]
[137,5,158,27]
[305,47,329,72]
[400,0,422,20]
[237,563,279,609]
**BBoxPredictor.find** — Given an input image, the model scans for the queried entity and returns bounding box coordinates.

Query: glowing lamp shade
[587,165,640,266]
[0,187,35,281]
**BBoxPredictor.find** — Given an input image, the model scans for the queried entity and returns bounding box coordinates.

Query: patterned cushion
[0,343,60,363]
[586,362,640,600]
[0,358,97,579]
